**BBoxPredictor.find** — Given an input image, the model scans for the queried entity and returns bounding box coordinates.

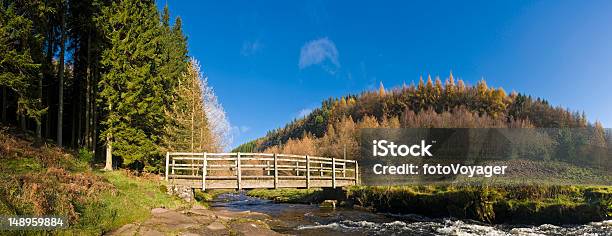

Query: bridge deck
[164,152,359,190]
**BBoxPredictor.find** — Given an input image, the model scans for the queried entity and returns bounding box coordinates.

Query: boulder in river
[320,200,337,208]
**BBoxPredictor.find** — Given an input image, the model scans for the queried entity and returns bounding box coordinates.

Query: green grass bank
[246,185,611,225]
[0,128,190,235]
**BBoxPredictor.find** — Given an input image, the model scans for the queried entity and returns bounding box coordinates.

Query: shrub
[78,148,94,165]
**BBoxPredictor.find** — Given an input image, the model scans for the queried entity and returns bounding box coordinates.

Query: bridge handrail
[164,152,359,190]
[169,156,354,163]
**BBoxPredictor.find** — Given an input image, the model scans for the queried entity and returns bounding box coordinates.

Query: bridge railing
[164,152,359,190]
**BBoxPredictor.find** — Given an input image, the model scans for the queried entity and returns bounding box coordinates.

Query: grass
[247,188,325,203]
[347,184,611,224]
[193,189,236,207]
[0,127,191,235]
[453,159,612,186]
[71,170,190,234]
[244,185,611,224]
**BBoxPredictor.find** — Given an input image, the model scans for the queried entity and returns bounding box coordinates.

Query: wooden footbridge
[164,152,359,190]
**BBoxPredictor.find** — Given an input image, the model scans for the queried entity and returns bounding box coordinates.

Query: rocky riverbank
[247,185,612,225]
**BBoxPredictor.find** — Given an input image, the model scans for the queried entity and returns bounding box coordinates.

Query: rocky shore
[108,205,283,236]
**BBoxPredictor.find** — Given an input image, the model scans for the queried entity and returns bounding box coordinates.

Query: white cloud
[241,40,262,56]
[297,108,313,118]
[298,37,339,73]
[197,58,232,150]
[230,125,250,137]
[229,125,251,150]
[239,126,251,133]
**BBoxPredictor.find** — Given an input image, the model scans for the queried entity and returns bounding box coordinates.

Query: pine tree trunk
[104,134,113,171]
[57,15,66,146]
[20,114,26,131]
[191,93,195,152]
[44,29,54,139]
[73,75,80,147]
[92,71,98,154]
[36,72,42,138]
[1,87,6,123]
[191,88,195,175]
[77,98,82,146]
[72,95,77,147]
[45,105,51,137]
[104,103,112,171]
[85,32,91,148]
[35,121,42,138]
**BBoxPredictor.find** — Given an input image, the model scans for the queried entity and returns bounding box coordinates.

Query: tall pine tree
[98,0,172,170]
[0,1,44,129]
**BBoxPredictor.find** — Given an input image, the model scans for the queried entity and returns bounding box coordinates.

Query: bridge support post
[306,155,310,189]
[332,158,336,188]
[165,152,169,181]
[273,153,278,189]
[355,162,359,185]
[202,152,207,190]
[172,159,175,176]
[237,152,241,190]
[320,163,323,176]
[343,146,347,177]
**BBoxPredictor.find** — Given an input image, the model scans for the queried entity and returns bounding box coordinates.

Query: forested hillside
[235,73,609,163]
[0,0,225,172]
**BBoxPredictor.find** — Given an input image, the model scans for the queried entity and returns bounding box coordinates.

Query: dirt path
[107,205,285,236]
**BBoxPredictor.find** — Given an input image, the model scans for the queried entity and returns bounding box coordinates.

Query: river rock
[206,221,226,231]
[138,228,164,236]
[229,221,284,236]
[320,200,337,208]
[167,185,194,202]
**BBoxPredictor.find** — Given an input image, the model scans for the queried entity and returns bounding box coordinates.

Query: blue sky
[159,0,612,149]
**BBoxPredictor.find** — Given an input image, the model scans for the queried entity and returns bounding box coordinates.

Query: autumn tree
[248,73,593,159]
[164,59,215,153]
[379,82,385,96]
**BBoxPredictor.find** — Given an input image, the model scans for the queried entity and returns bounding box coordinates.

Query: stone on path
[109,223,139,236]
[206,221,226,231]
[151,208,169,214]
[109,205,286,236]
